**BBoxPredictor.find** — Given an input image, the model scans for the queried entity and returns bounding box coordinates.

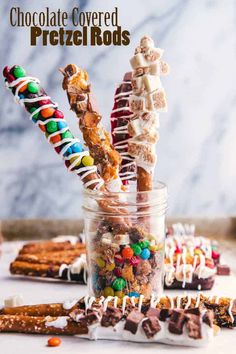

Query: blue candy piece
[71,142,83,153]
[140,248,151,260]
[63,146,72,157]
[128,292,140,298]
[19,94,24,100]
[57,121,68,130]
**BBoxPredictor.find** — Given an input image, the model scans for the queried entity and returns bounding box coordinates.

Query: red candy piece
[55,146,62,154]
[54,110,64,118]
[50,134,61,144]
[38,99,51,106]
[114,267,122,277]
[38,124,46,132]
[3,66,10,78]
[212,250,219,259]
[129,256,140,266]
[7,74,15,83]
[121,247,134,259]
[114,254,124,265]
[175,246,181,254]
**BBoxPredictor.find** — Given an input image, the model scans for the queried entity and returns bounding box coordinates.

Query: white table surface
[0,241,236,354]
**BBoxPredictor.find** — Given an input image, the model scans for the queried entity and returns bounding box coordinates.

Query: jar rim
[83,181,168,217]
[83,180,167,198]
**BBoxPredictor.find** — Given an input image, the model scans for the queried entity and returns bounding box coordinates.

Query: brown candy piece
[124,309,144,334]
[217,264,230,276]
[142,316,161,338]
[77,311,99,326]
[101,307,123,327]
[168,309,187,335]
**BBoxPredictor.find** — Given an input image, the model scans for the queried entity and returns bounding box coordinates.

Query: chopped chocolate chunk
[217,264,230,276]
[146,307,161,318]
[124,309,144,334]
[142,316,161,338]
[159,309,172,322]
[168,310,187,335]
[202,310,214,328]
[78,311,99,325]
[128,227,144,243]
[101,307,123,327]
[186,313,202,339]
[185,308,201,316]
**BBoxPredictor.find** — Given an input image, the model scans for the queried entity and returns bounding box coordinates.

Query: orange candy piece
[121,247,134,259]
[16,81,27,93]
[47,337,61,347]
[50,134,61,144]
[41,108,55,118]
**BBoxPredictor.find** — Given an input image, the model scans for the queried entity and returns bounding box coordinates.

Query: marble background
[0,0,236,219]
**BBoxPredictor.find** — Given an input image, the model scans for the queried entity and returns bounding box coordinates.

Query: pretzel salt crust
[4,69,104,191]
[61,64,123,192]
[128,36,169,191]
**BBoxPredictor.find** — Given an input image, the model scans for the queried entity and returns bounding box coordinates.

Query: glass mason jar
[83,182,168,299]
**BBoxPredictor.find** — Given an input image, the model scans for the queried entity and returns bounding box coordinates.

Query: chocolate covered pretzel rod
[0,296,215,346]
[128,36,169,191]
[61,64,123,192]
[3,65,104,191]
[1,294,234,330]
[110,72,136,184]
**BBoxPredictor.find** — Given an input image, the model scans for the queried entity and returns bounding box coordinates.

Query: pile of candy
[88,222,164,298]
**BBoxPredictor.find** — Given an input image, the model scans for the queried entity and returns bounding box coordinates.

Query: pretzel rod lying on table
[0,295,219,346]
[61,64,123,192]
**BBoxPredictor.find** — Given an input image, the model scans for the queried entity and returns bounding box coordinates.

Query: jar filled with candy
[83,182,168,299]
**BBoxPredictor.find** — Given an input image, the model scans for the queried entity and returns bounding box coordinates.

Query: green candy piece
[29,107,39,120]
[61,130,74,139]
[13,66,26,78]
[139,240,150,249]
[131,243,142,256]
[28,82,39,94]
[46,121,58,133]
[112,277,126,291]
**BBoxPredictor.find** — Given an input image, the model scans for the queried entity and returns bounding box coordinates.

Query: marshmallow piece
[160,61,170,75]
[128,140,156,166]
[143,75,162,93]
[129,95,146,112]
[130,53,148,70]
[128,118,143,137]
[132,75,162,94]
[113,233,130,245]
[101,232,113,245]
[140,36,155,48]
[146,89,168,112]
[4,295,24,307]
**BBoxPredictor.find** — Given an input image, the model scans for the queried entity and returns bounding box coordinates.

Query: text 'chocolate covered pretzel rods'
[61,64,123,192]
[3,65,104,191]
[128,36,169,191]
